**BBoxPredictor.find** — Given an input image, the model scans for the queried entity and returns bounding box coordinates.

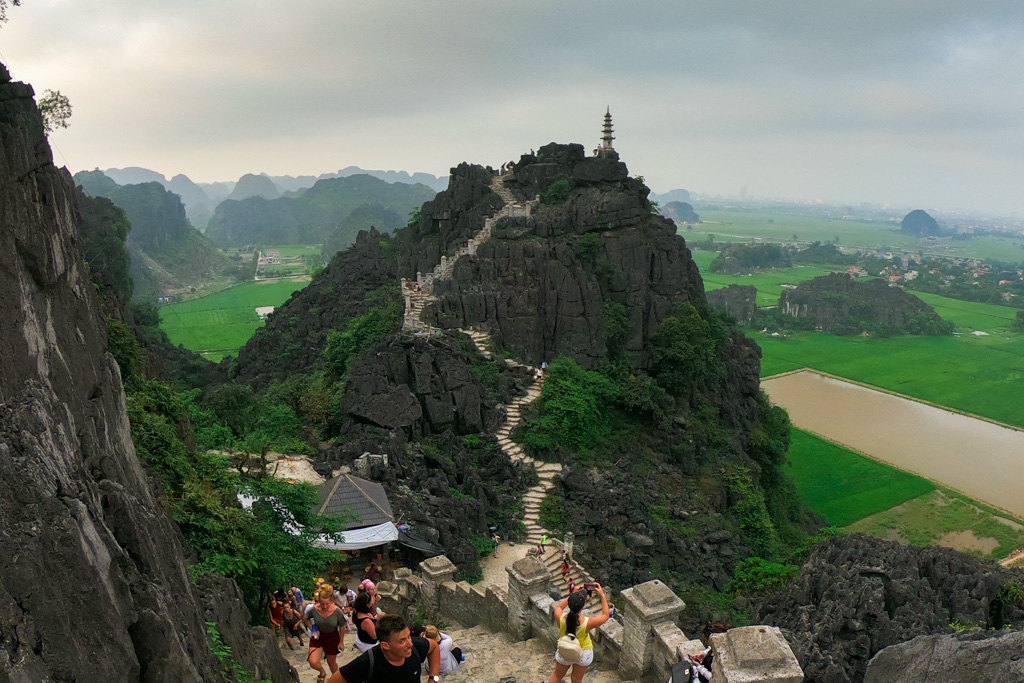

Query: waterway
[761,370,1024,519]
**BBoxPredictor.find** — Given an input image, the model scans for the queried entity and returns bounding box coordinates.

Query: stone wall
[382,555,804,682]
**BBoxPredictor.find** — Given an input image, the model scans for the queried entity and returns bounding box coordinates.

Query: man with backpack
[330,614,440,683]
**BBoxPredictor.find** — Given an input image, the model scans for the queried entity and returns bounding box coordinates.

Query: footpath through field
[763,369,1024,519]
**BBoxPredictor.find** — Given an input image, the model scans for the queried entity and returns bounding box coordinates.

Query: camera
[583,582,598,593]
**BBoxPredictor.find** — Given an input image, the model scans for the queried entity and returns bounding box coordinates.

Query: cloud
[4,0,1024,213]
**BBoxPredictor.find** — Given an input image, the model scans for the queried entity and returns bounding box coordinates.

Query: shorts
[309,629,343,656]
[353,639,377,653]
[554,648,594,667]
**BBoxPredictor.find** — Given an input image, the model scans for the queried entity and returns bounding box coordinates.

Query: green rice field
[758,332,1024,429]
[786,429,1024,559]
[786,429,935,527]
[685,208,1024,264]
[159,279,308,360]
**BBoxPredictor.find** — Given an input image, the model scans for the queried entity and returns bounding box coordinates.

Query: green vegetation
[687,208,1024,264]
[786,429,935,527]
[206,622,271,683]
[539,178,572,205]
[524,357,618,452]
[725,557,797,595]
[848,489,1024,560]
[324,291,400,378]
[538,494,570,535]
[724,466,780,558]
[702,263,842,307]
[160,279,309,359]
[758,331,1024,429]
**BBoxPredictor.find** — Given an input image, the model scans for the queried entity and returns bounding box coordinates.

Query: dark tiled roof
[316,475,394,530]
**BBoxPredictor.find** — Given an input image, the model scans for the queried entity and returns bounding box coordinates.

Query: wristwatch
[429,677,440,682]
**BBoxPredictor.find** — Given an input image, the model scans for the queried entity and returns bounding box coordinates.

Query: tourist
[330,614,441,683]
[546,584,610,683]
[363,561,381,583]
[360,579,381,613]
[281,603,306,650]
[491,532,500,558]
[424,624,462,675]
[561,555,570,580]
[292,585,306,609]
[352,591,379,653]
[567,577,576,596]
[267,597,284,637]
[306,586,345,683]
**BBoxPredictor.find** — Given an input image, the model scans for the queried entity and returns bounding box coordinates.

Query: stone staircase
[402,175,533,333]
[403,172,606,616]
[457,327,563,552]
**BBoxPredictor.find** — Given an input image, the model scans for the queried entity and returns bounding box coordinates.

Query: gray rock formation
[707,285,759,325]
[755,534,1024,683]
[864,630,1024,683]
[0,63,292,681]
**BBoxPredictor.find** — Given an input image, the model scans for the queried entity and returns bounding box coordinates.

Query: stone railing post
[619,579,686,679]
[710,626,803,683]
[418,556,457,617]
[506,556,550,640]
[563,532,574,560]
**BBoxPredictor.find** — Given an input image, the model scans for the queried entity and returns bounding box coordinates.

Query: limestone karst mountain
[74,170,235,298]
[231,141,797,597]
[0,62,292,682]
[205,173,436,246]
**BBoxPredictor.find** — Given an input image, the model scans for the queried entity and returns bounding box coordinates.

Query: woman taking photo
[547,584,610,683]
[305,586,345,683]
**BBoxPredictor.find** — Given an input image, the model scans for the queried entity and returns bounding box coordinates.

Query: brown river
[761,370,1024,519]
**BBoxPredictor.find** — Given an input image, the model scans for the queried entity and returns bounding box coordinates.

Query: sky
[4,0,1024,215]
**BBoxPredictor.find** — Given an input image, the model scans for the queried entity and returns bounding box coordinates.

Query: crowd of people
[264,560,466,682]
[265,558,724,682]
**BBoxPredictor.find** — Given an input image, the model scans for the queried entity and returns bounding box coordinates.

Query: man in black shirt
[331,614,441,683]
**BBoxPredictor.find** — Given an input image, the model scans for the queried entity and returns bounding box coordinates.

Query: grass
[848,489,1024,560]
[757,330,1024,429]
[685,208,1024,264]
[701,263,842,307]
[786,429,1024,559]
[159,279,308,357]
[786,429,935,527]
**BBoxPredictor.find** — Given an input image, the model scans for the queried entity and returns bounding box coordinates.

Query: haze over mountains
[96,165,449,230]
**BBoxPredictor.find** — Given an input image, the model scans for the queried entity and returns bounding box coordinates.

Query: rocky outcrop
[237,227,399,387]
[779,273,953,336]
[755,534,1024,683]
[662,200,700,224]
[409,149,706,370]
[227,172,280,201]
[900,209,941,236]
[707,284,759,325]
[0,63,292,681]
[864,629,1024,683]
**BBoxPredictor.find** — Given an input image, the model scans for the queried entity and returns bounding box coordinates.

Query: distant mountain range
[94,165,448,229]
[74,170,237,298]
[205,174,436,250]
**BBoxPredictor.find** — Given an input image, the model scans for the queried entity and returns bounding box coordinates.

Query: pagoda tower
[600,107,616,156]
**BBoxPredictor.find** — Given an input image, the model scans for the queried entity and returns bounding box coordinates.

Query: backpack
[557,616,588,663]
[670,660,695,683]
[557,633,583,663]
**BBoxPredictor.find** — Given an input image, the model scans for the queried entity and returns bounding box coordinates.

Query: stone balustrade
[377,554,804,683]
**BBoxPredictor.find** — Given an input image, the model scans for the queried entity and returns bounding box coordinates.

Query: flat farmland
[684,208,1024,263]
[160,279,308,360]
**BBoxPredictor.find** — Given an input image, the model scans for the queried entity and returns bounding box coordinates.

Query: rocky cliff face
[0,64,291,681]
[779,273,952,336]
[407,145,706,371]
[707,284,759,325]
[755,534,1024,683]
[864,630,1024,683]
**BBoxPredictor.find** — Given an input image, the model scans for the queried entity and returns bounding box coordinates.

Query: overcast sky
[4,1,1024,214]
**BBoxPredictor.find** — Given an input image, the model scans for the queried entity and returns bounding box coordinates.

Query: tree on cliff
[38,89,72,134]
